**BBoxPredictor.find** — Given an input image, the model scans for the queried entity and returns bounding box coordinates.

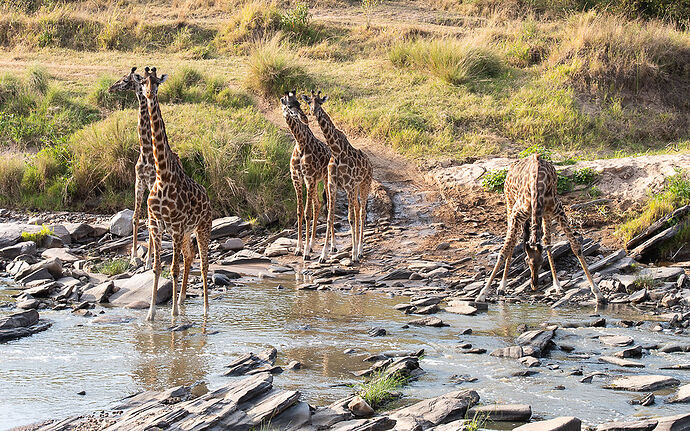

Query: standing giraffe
[302,91,373,263]
[141,67,213,321]
[281,91,334,259]
[475,154,603,303]
[108,67,155,266]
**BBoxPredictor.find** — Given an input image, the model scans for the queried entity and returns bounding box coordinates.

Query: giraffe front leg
[555,200,604,303]
[306,183,320,260]
[179,234,194,305]
[131,176,145,263]
[357,181,371,260]
[542,215,562,296]
[196,222,211,317]
[146,218,161,321]
[292,170,304,257]
[476,213,526,302]
[319,164,337,263]
[348,193,360,263]
[170,235,182,317]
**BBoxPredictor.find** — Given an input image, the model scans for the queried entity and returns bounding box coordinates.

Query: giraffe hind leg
[170,234,182,317]
[146,216,161,321]
[131,176,146,262]
[178,233,194,305]
[542,214,563,295]
[196,221,211,316]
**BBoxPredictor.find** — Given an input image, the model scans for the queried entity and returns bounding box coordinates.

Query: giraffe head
[525,242,543,289]
[301,90,328,117]
[281,90,309,124]
[141,66,168,100]
[108,67,144,95]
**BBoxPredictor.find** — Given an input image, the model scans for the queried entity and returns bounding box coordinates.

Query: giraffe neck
[315,108,345,157]
[135,91,153,159]
[284,114,313,153]
[146,94,177,181]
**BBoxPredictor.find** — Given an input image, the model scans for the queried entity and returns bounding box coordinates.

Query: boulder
[491,346,524,359]
[41,248,79,263]
[606,375,680,392]
[389,389,479,430]
[596,419,658,431]
[408,316,445,327]
[109,209,134,237]
[224,347,277,376]
[221,237,244,251]
[17,268,53,285]
[0,310,39,329]
[0,241,37,258]
[445,300,477,316]
[348,396,374,418]
[265,237,298,257]
[0,223,40,247]
[17,298,40,309]
[211,216,250,239]
[48,224,71,245]
[63,222,93,241]
[516,329,555,357]
[108,271,172,308]
[654,413,690,431]
[599,335,634,347]
[15,257,63,282]
[514,417,581,431]
[668,383,690,404]
[80,281,115,303]
[467,404,532,422]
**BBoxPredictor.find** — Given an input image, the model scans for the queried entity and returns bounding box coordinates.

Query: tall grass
[390,36,503,85]
[355,371,408,409]
[89,75,138,111]
[245,35,311,98]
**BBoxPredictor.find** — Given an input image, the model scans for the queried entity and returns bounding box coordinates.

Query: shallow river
[0,276,688,430]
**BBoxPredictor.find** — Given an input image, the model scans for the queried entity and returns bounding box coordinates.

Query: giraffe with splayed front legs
[302,91,373,263]
[141,67,213,321]
[475,153,604,303]
[281,91,334,259]
[108,67,155,266]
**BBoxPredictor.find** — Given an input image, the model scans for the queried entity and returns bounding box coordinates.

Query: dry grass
[245,34,311,97]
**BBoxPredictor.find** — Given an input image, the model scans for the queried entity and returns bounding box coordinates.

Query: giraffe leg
[307,182,320,259]
[291,160,304,257]
[144,227,153,270]
[357,180,371,260]
[170,234,182,317]
[542,215,562,295]
[146,216,161,321]
[178,233,194,305]
[196,221,211,316]
[348,192,359,262]
[476,212,527,302]
[303,182,315,259]
[131,175,145,263]
[319,163,337,263]
[554,201,604,303]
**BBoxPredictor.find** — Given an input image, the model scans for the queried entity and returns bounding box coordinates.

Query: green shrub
[245,35,311,98]
[93,258,131,276]
[20,224,52,243]
[0,157,26,201]
[572,167,597,185]
[482,168,508,192]
[216,1,282,50]
[519,144,552,160]
[557,173,573,194]
[355,371,408,409]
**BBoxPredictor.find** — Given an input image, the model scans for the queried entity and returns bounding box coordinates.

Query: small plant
[557,173,573,194]
[572,167,597,185]
[93,258,131,276]
[588,185,602,198]
[280,2,310,35]
[20,224,53,243]
[465,411,488,431]
[629,275,661,293]
[355,371,408,409]
[481,168,507,192]
[361,0,383,28]
[518,144,552,160]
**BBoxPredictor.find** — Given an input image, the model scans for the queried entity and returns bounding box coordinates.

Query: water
[0,277,688,430]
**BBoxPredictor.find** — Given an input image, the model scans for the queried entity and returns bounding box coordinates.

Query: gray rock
[668,383,690,404]
[606,375,680,392]
[389,389,479,430]
[0,241,37,258]
[213,273,233,286]
[467,404,532,422]
[408,316,445,327]
[80,281,115,303]
[222,250,271,265]
[16,298,39,310]
[15,257,63,282]
[654,413,690,431]
[596,419,658,431]
[221,237,244,251]
[378,268,414,281]
[108,271,172,309]
[269,401,311,431]
[410,296,442,307]
[368,327,387,337]
[614,346,642,358]
[491,346,524,359]
[48,224,71,245]
[598,356,644,368]
[599,335,634,347]
[17,268,54,285]
[348,396,374,418]
[0,309,39,329]
[211,216,250,240]
[416,304,440,314]
[109,209,134,237]
[224,347,277,376]
[63,222,93,241]
[514,416,581,431]
[0,223,40,248]
[41,248,79,263]
[265,237,297,257]
[516,329,555,357]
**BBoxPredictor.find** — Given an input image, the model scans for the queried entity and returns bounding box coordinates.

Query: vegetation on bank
[1,0,690,227]
[92,257,131,276]
[354,371,408,409]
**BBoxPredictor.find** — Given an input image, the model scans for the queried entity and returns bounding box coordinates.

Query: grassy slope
[1,0,690,224]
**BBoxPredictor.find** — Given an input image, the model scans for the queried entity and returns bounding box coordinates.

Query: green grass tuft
[355,371,408,409]
[20,224,52,243]
[93,258,131,276]
[245,35,311,98]
[482,169,508,192]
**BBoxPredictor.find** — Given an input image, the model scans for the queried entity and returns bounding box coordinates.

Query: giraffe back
[504,154,557,218]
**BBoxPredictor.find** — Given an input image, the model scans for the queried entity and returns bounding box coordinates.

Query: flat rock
[225,347,277,376]
[0,241,37,258]
[514,416,581,431]
[211,216,250,239]
[467,404,532,422]
[599,335,634,347]
[408,316,445,327]
[389,389,479,430]
[80,281,115,303]
[63,222,93,240]
[598,356,644,368]
[0,309,39,329]
[654,413,690,431]
[222,249,271,265]
[606,375,680,392]
[41,248,80,263]
[491,346,524,359]
[0,223,42,248]
[596,419,658,431]
[109,271,172,308]
[614,346,642,358]
[668,383,690,404]
[264,237,298,257]
[445,301,477,316]
[221,237,244,251]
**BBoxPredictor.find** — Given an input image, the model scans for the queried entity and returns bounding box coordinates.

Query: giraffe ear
[321,95,329,103]
[301,94,310,103]
[159,74,168,84]
[131,67,137,73]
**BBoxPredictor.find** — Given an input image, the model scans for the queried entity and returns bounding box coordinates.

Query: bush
[355,371,407,409]
[557,173,573,194]
[519,144,552,160]
[245,35,311,98]
[390,36,503,85]
[93,258,131,275]
[216,1,282,50]
[0,157,25,201]
[482,168,508,192]
[572,167,597,185]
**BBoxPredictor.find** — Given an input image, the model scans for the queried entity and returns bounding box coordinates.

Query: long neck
[135,91,153,157]
[285,114,313,152]
[314,107,345,156]
[146,94,176,181]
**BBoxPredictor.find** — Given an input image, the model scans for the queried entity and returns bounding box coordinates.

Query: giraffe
[141,67,213,321]
[302,90,373,263]
[475,153,604,303]
[280,90,335,259]
[108,67,155,266]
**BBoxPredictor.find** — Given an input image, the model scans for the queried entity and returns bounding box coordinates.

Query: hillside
[1,0,690,223]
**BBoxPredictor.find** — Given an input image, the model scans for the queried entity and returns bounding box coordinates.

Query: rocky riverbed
[0,202,689,430]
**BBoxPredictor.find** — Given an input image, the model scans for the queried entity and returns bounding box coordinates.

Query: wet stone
[514,416,581,431]
[599,335,634,347]
[367,327,386,337]
[408,316,445,327]
[606,375,679,392]
[596,419,658,431]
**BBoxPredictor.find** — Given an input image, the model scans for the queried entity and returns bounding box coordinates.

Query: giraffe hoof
[303,254,311,261]
[294,250,302,257]
[146,313,155,322]
[318,257,327,264]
